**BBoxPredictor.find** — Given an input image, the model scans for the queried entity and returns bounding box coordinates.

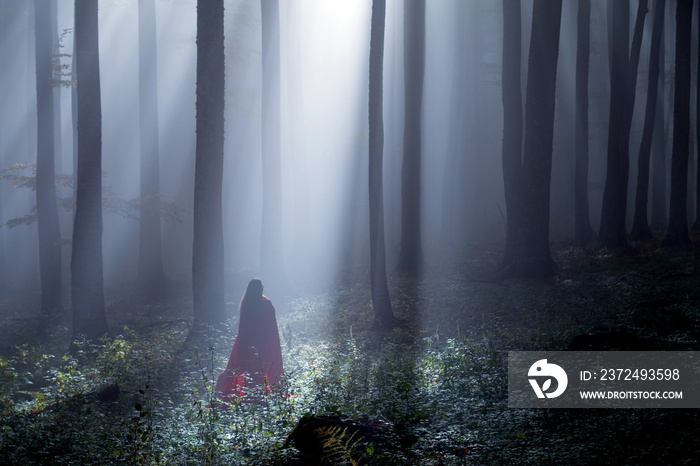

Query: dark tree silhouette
[72,0,109,340]
[0,1,8,286]
[368,0,394,329]
[260,0,285,288]
[650,1,667,232]
[694,0,700,232]
[396,0,425,276]
[71,27,78,196]
[574,0,594,244]
[34,0,63,316]
[505,0,562,278]
[50,0,62,175]
[598,0,647,248]
[193,0,226,323]
[136,0,166,300]
[663,0,693,246]
[500,0,523,266]
[631,0,665,241]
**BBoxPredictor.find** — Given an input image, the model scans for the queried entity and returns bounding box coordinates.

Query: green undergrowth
[1,244,700,464]
[0,303,513,464]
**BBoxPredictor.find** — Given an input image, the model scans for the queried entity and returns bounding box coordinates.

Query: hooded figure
[215,279,284,401]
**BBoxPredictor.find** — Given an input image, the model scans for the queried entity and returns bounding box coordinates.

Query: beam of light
[153,0,197,282]
[277,0,371,292]
[79,0,199,289]
[98,0,142,287]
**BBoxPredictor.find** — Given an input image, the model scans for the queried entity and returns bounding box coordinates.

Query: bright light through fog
[278,0,372,290]
[2,0,613,300]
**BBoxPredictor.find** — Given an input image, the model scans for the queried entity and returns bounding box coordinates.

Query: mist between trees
[0,0,697,325]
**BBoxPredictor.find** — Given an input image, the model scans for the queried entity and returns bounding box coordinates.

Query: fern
[315,425,362,466]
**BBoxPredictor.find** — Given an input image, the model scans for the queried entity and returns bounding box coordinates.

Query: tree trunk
[136,0,166,300]
[598,0,647,248]
[72,0,109,340]
[260,0,285,289]
[505,0,562,278]
[501,0,523,266]
[631,0,665,241]
[694,0,700,231]
[662,0,694,246]
[193,0,226,323]
[369,0,394,329]
[0,0,8,288]
[71,28,78,202]
[34,0,63,316]
[574,0,594,244]
[50,0,61,174]
[395,0,425,276]
[650,6,667,232]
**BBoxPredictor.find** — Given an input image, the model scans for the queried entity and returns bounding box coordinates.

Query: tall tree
[136,0,166,300]
[34,0,64,316]
[260,0,285,288]
[505,0,562,278]
[598,0,647,248]
[72,0,109,340]
[663,0,694,246]
[395,0,425,276]
[50,0,62,174]
[694,0,700,231]
[71,26,78,198]
[631,0,665,241]
[574,0,594,244]
[650,1,668,232]
[192,0,225,323]
[368,0,394,328]
[0,0,8,287]
[500,0,523,266]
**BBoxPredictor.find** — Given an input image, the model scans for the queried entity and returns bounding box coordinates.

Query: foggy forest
[2,0,700,464]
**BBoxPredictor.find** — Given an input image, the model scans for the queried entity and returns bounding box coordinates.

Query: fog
[0,0,694,302]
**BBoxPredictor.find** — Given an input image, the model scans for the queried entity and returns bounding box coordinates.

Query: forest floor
[1,239,700,464]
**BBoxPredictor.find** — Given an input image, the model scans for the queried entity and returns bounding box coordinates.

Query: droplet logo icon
[528,359,568,399]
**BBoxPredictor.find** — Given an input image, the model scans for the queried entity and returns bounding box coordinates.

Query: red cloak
[215,296,284,400]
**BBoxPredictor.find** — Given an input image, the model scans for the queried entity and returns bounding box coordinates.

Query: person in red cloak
[215,279,284,402]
